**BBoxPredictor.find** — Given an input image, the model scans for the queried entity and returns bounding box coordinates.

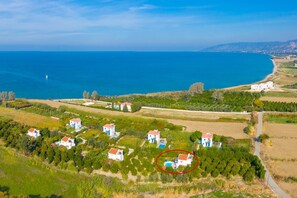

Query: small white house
[103,124,116,137]
[147,130,160,144]
[251,81,274,92]
[201,133,213,148]
[27,128,40,138]
[175,154,193,168]
[60,136,75,149]
[120,102,132,112]
[108,148,124,161]
[69,118,82,130]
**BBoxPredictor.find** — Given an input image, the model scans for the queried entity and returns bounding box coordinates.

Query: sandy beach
[223,58,277,90]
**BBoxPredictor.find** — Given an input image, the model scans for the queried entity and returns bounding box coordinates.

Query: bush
[258,134,270,143]
[211,169,220,177]
[190,131,202,142]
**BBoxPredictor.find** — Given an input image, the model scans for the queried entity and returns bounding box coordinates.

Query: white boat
[46,75,48,80]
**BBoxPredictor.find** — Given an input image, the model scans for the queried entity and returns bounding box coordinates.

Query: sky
[0,0,297,51]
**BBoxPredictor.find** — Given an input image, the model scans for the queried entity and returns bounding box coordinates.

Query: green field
[117,135,144,148]
[0,106,62,130]
[0,144,126,197]
[0,145,82,197]
[264,91,297,98]
[264,113,297,124]
[191,190,260,198]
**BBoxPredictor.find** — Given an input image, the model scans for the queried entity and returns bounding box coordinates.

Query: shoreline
[222,58,277,91]
[24,56,280,101]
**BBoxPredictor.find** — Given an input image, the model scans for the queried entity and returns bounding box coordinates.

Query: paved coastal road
[255,112,290,198]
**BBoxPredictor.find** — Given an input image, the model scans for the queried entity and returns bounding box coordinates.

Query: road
[255,112,290,198]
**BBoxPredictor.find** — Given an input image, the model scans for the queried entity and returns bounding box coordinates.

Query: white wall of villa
[251,81,274,91]
[103,124,116,137]
[108,148,124,161]
[147,130,161,143]
[27,128,41,138]
[69,118,82,130]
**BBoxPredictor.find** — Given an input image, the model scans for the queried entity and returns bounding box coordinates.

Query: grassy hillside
[0,106,61,129]
[0,144,82,197]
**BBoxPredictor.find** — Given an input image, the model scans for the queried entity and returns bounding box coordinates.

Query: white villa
[27,128,40,138]
[103,123,116,137]
[60,136,75,149]
[201,133,213,148]
[120,102,132,112]
[69,118,82,130]
[147,130,161,144]
[108,148,124,161]
[175,153,193,168]
[251,81,274,92]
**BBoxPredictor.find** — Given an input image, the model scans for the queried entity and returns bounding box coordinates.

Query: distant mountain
[202,39,297,54]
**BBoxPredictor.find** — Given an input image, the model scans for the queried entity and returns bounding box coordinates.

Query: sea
[0,52,273,99]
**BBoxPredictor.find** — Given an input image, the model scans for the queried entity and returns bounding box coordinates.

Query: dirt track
[29,99,248,139]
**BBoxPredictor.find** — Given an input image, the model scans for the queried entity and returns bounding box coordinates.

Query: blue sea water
[0,52,273,99]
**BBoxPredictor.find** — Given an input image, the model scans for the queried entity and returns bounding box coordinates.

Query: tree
[67,147,75,161]
[83,90,88,99]
[189,82,204,95]
[0,92,8,101]
[131,102,142,112]
[40,144,48,160]
[243,167,255,182]
[148,172,159,181]
[93,158,102,169]
[84,156,93,174]
[212,90,224,102]
[110,163,119,173]
[211,169,220,177]
[61,149,69,162]
[75,148,84,170]
[8,91,15,101]
[161,173,173,183]
[53,148,61,165]
[175,174,189,183]
[91,90,100,100]
[86,92,91,99]
[47,147,55,164]
[190,131,202,142]
[258,134,270,143]
[253,99,264,109]
[122,104,128,112]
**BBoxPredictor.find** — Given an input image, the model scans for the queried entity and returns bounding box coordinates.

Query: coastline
[107,57,279,97]
[222,57,277,91]
[21,56,280,100]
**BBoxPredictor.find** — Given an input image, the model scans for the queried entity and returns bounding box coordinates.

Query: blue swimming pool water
[165,161,173,167]
[159,144,166,149]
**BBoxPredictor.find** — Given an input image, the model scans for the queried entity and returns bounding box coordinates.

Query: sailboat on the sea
[45,74,48,80]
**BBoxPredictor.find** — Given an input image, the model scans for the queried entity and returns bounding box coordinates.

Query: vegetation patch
[264,113,297,124]
[0,106,62,129]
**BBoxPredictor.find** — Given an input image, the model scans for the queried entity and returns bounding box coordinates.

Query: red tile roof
[148,130,160,135]
[109,148,118,155]
[202,133,213,139]
[103,124,115,129]
[178,154,188,161]
[28,128,36,133]
[70,118,81,123]
[61,136,70,142]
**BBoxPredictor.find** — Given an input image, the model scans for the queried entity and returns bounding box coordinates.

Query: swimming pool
[164,161,173,167]
[159,144,166,149]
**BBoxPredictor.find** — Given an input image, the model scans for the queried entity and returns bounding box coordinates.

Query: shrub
[190,131,202,142]
[258,134,270,143]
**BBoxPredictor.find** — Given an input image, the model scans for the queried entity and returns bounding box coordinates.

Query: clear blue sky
[0,0,296,51]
